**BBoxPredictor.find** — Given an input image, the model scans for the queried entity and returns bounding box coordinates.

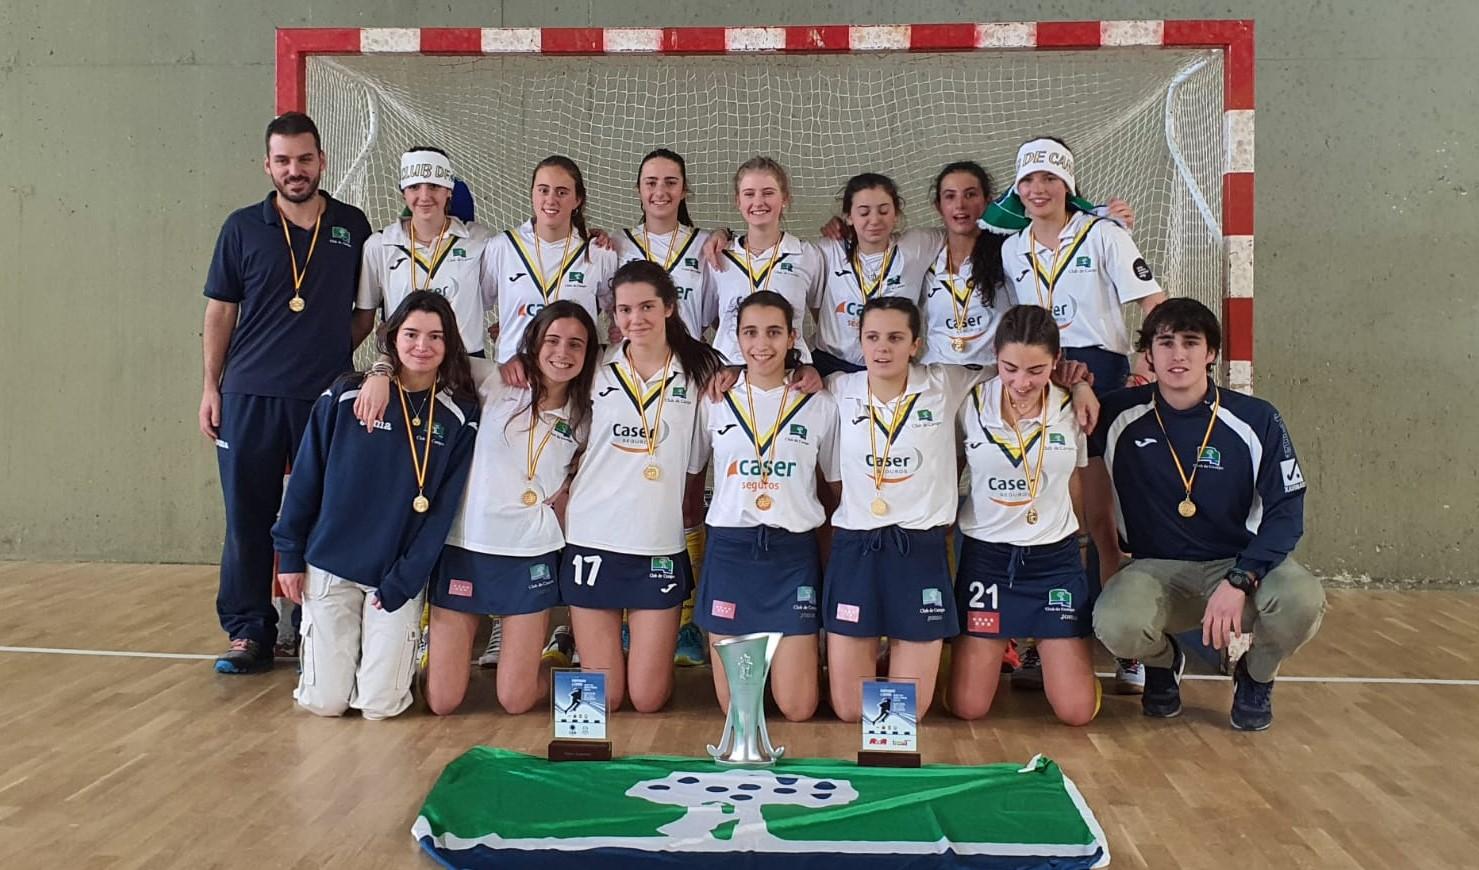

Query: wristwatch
[1225,568,1259,595]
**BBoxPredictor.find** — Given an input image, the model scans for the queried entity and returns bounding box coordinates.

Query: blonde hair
[732,156,792,200]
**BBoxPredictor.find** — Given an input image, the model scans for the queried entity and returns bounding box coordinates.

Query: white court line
[1092,670,1479,686]
[0,646,1476,685]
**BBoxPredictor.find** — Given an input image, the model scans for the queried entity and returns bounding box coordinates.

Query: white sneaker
[475,617,503,668]
[541,624,575,668]
[1013,645,1044,690]
[1114,658,1146,695]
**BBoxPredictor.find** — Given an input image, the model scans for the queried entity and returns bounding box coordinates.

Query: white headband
[1014,138,1076,194]
[399,150,455,190]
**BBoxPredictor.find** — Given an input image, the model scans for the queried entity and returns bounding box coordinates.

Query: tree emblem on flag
[628,770,859,843]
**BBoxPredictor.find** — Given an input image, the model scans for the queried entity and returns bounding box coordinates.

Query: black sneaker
[214,638,273,674]
[1141,635,1185,718]
[1230,657,1274,731]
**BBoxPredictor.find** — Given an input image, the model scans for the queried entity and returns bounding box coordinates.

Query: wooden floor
[2,562,1478,869]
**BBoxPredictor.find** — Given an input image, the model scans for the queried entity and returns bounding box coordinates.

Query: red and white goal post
[276,20,1254,391]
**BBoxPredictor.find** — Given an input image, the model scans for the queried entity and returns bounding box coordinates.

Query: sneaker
[1000,639,1021,674]
[1114,658,1146,695]
[214,638,273,674]
[1230,657,1274,731]
[273,599,299,658]
[475,617,503,668]
[1141,635,1185,718]
[1013,644,1044,690]
[541,624,575,668]
[675,622,706,667]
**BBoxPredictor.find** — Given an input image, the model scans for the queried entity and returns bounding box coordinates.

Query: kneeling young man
[1089,299,1324,731]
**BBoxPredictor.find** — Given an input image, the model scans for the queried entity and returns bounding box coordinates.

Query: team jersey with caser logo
[705,232,824,365]
[699,372,841,533]
[919,242,1009,367]
[563,343,710,555]
[357,217,491,354]
[1001,210,1162,354]
[614,226,717,340]
[958,378,1086,546]
[828,364,983,531]
[481,220,619,362]
[814,230,934,365]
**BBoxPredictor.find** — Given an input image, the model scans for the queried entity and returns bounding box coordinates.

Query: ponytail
[931,160,1006,310]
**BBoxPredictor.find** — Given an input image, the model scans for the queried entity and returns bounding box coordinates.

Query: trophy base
[548,739,612,762]
[857,750,921,768]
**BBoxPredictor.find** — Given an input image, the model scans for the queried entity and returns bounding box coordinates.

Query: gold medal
[870,497,889,517]
[732,377,800,520]
[1026,507,1039,525]
[521,488,540,507]
[1152,388,1222,524]
[755,493,774,511]
[276,200,321,316]
[397,375,438,521]
[643,463,662,481]
[951,337,966,353]
[522,405,564,509]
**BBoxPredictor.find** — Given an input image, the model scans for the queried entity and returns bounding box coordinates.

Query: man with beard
[199,112,373,674]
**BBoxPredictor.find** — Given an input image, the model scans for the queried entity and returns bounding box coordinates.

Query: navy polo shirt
[204,191,372,401]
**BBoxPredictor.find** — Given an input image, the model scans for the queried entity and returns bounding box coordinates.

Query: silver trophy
[707,632,785,767]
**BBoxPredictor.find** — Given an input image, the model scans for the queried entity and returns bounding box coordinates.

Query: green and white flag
[413,747,1109,868]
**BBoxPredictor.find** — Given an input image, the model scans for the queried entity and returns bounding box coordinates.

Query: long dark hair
[735,290,803,372]
[993,304,1061,358]
[376,290,476,404]
[530,155,590,253]
[509,300,600,438]
[611,260,725,389]
[841,172,903,264]
[931,160,1006,308]
[636,148,695,227]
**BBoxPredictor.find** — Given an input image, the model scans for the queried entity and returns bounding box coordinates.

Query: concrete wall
[2,2,1474,583]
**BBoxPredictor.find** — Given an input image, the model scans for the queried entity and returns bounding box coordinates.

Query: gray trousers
[1093,557,1326,682]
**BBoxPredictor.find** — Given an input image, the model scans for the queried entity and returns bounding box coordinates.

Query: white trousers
[294,564,423,720]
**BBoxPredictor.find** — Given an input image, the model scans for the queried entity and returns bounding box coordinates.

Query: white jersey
[1002,210,1163,354]
[706,232,824,365]
[919,240,1010,367]
[614,225,717,341]
[958,378,1086,546]
[829,364,982,531]
[445,360,585,556]
[700,373,841,533]
[481,220,619,362]
[564,343,710,555]
[357,217,490,354]
[813,230,933,365]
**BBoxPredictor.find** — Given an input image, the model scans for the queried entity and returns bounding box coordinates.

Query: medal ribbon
[724,383,811,455]
[397,375,438,507]
[1151,386,1221,509]
[275,202,322,306]
[940,245,975,342]
[506,229,583,302]
[1005,386,1050,511]
[525,404,564,485]
[1027,217,1099,312]
[630,225,696,273]
[613,351,674,464]
[405,217,454,293]
[722,237,789,292]
[866,381,920,494]
[851,244,898,301]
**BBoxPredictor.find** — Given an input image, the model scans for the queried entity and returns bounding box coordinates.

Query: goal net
[307,45,1226,363]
